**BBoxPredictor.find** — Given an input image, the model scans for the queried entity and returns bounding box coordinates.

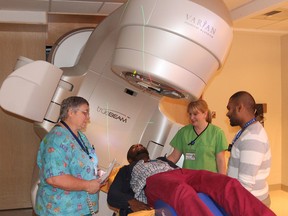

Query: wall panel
[0,24,45,210]
[281,35,288,187]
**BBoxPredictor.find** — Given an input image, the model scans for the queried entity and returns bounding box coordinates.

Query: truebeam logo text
[97,106,130,123]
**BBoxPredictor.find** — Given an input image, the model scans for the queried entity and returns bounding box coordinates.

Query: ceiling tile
[0,0,288,34]
[233,18,279,29]
[223,0,254,10]
[252,7,288,21]
[50,0,103,14]
[260,19,288,31]
[97,2,123,15]
[0,0,49,11]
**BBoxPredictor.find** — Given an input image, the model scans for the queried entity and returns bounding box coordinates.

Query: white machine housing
[112,0,232,99]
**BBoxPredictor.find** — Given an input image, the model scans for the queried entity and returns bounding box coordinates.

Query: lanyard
[227,118,256,151]
[188,123,209,146]
[60,120,91,159]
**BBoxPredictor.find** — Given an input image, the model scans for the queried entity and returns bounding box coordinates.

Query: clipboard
[100,158,116,184]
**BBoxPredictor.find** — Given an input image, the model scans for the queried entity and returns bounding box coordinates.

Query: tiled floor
[0,190,287,215]
[270,190,288,216]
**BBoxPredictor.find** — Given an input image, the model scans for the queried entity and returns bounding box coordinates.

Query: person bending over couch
[108,144,276,216]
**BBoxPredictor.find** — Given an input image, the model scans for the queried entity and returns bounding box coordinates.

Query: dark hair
[230,91,256,115]
[127,144,149,163]
[187,99,212,123]
[59,96,89,121]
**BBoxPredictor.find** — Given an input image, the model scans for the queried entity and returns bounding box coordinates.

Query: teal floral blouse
[35,126,98,216]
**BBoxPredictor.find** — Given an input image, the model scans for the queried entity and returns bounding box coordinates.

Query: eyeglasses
[78,109,90,117]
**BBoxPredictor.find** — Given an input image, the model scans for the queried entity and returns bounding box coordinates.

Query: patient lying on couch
[108,144,276,216]
[107,144,153,216]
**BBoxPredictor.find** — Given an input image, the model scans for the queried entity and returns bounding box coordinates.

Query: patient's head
[127,144,149,164]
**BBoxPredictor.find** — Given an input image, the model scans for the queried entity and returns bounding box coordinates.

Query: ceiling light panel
[50,0,104,14]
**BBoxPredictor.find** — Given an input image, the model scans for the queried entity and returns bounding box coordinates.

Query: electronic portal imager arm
[0,57,63,122]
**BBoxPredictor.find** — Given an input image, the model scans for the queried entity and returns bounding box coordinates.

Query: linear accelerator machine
[0,0,232,214]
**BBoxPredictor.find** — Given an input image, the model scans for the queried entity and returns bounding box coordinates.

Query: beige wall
[281,35,288,187]
[203,31,282,185]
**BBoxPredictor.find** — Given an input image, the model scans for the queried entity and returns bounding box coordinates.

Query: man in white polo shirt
[226,91,271,206]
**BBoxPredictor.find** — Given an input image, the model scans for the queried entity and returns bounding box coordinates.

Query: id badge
[89,150,98,177]
[186,152,196,160]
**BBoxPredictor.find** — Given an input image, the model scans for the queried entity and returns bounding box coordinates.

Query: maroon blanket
[145,169,276,216]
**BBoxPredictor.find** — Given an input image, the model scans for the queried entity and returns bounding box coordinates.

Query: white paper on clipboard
[100,158,116,184]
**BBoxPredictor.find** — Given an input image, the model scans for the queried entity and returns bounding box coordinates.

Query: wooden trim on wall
[269,184,288,192]
[0,23,47,32]
[48,13,106,24]
[282,184,288,192]
[269,184,282,191]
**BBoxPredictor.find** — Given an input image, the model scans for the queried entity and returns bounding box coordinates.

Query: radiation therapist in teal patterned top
[36,96,104,216]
